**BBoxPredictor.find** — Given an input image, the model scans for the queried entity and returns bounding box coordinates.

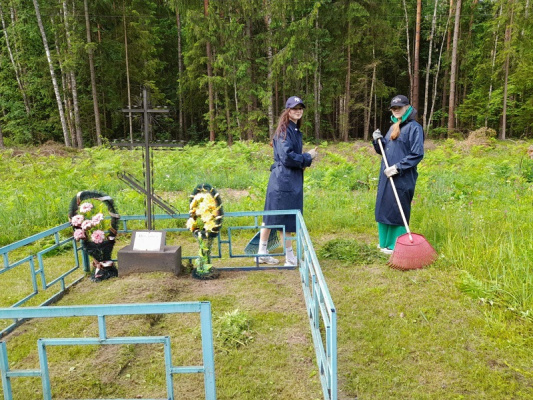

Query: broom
[376,136,437,270]
[244,229,280,255]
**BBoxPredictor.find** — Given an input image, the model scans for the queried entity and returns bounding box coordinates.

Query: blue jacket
[373,109,424,226]
[263,121,313,232]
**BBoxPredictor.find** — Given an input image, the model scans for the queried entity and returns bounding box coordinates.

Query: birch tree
[32,0,70,146]
[0,3,30,116]
[423,0,440,131]
[62,0,83,148]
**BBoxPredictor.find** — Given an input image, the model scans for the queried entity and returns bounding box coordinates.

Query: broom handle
[377,138,413,242]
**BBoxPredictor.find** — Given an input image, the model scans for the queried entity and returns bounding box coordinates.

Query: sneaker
[284,257,297,267]
[380,247,393,255]
[257,255,280,265]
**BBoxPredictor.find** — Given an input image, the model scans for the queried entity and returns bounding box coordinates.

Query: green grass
[1,139,533,398]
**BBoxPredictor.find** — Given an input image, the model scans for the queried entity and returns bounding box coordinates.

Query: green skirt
[378,223,407,250]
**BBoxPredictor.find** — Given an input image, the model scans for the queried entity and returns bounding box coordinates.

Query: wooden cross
[117,86,174,230]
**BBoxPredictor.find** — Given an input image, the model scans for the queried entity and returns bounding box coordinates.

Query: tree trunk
[501,0,514,140]
[341,15,351,142]
[32,0,70,146]
[175,7,185,140]
[0,3,31,116]
[123,1,133,145]
[402,0,413,99]
[423,0,439,131]
[63,0,83,148]
[486,5,502,128]
[441,0,453,127]
[264,0,274,141]
[365,49,376,141]
[233,68,241,129]
[246,17,254,140]
[84,0,102,145]
[313,10,320,142]
[54,25,75,147]
[224,76,233,146]
[412,0,422,110]
[447,0,461,132]
[428,14,450,133]
[204,0,215,141]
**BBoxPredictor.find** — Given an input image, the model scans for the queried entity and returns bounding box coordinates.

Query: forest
[0,0,531,147]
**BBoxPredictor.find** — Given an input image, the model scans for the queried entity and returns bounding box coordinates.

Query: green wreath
[186,183,224,239]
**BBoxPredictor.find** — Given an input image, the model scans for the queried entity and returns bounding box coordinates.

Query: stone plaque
[118,230,181,276]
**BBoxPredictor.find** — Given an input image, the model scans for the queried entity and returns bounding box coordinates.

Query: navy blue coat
[373,109,424,226]
[263,121,313,232]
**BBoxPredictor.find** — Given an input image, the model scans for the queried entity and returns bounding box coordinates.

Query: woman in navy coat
[257,96,317,266]
[372,95,424,254]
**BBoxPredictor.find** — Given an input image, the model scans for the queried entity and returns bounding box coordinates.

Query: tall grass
[1,139,533,320]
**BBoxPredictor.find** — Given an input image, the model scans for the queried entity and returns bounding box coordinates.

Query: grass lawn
[1,139,533,398]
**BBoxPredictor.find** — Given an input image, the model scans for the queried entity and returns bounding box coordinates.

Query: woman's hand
[308,147,318,159]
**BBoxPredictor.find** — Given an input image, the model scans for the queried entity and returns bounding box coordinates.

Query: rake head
[388,233,437,271]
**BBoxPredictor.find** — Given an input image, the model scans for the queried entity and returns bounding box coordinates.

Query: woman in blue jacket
[257,96,317,266]
[372,95,424,254]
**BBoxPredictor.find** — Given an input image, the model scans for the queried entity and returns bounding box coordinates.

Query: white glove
[372,129,382,141]
[308,147,318,160]
[384,165,399,177]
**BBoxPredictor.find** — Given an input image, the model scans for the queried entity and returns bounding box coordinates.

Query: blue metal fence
[0,210,337,400]
[0,302,216,400]
[296,212,337,400]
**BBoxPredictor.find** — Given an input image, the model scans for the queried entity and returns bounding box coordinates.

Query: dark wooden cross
[116,86,178,230]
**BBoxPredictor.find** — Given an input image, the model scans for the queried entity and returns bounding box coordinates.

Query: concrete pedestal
[117,230,181,276]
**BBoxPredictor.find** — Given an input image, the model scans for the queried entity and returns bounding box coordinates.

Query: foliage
[319,239,383,265]
[1,0,532,146]
[213,309,255,351]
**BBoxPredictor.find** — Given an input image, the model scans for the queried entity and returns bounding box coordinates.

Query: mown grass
[1,139,533,398]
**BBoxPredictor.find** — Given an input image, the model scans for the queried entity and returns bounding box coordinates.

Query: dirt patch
[8,141,81,158]
[457,127,497,152]
[221,188,251,201]
[424,139,438,151]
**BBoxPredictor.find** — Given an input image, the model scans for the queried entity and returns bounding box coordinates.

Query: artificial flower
[79,202,94,213]
[73,229,86,240]
[70,200,111,244]
[91,230,105,244]
[91,213,104,225]
[81,220,93,230]
[71,214,85,227]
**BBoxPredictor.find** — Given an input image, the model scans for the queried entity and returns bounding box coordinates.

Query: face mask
[390,105,413,124]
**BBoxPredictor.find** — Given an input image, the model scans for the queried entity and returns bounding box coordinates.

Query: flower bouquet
[186,184,224,280]
[68,190,120,282]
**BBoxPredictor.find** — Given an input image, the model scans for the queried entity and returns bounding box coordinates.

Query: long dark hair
[272,109,302,144]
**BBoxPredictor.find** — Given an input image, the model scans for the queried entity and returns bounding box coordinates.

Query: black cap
[285,96,306,109]
[390,95,409,108]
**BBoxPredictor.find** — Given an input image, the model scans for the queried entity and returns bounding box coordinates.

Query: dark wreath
[68,190,120,267]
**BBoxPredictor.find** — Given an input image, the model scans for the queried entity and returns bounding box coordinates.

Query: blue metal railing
[296,212,337,400]
[0,223,85,337]
[0,302,216,400]
[0,210,337,400]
